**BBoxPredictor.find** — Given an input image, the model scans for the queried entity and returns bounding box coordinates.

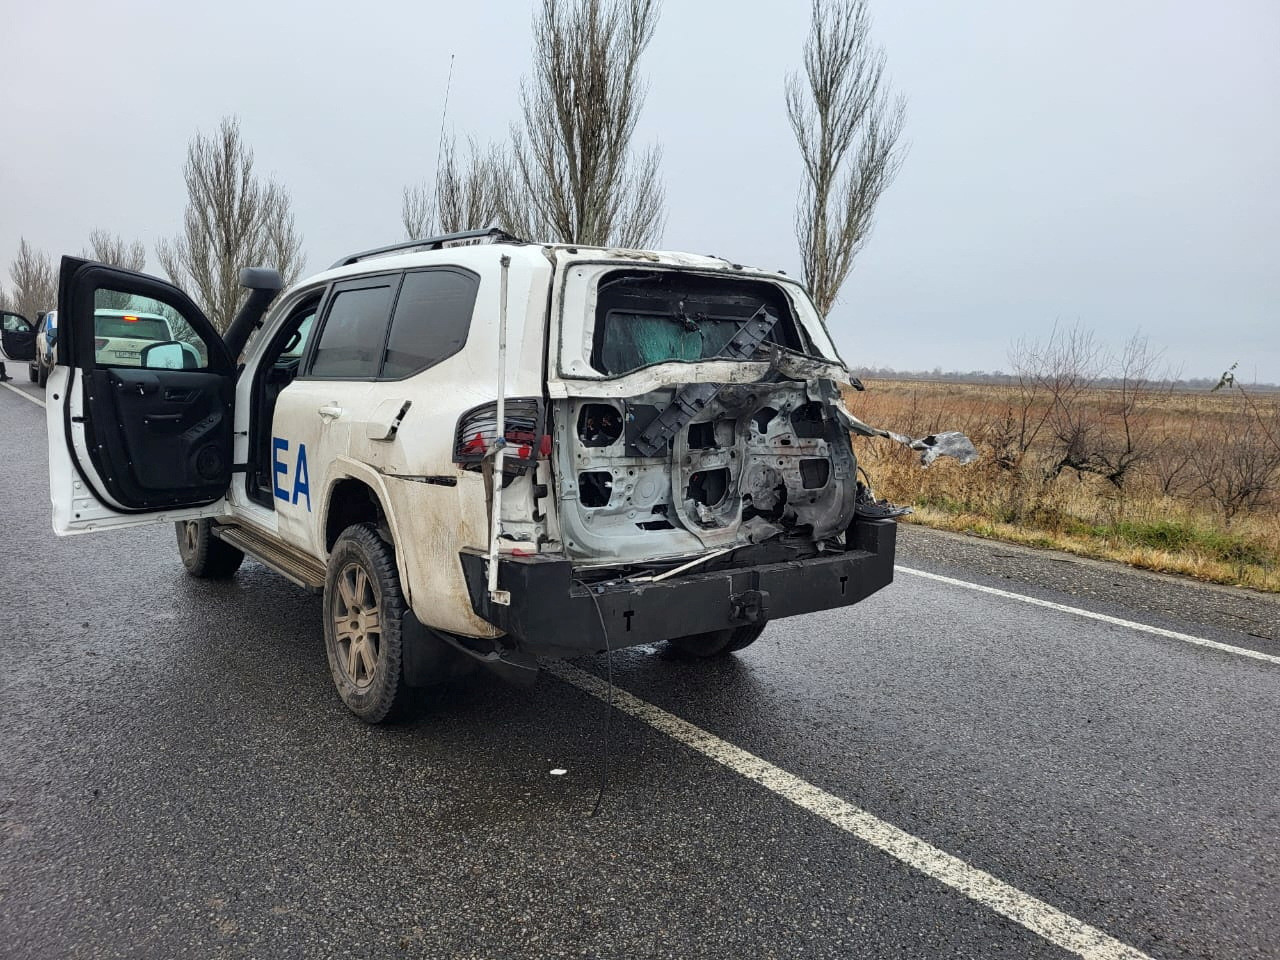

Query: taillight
[95,338,108,351]
[454,398,547,475]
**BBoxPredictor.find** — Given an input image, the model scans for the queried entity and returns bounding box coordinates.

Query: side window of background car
[379,268,479,379]
[308,279,399,379]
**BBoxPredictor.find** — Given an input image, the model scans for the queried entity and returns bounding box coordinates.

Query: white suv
[46,231,906,722]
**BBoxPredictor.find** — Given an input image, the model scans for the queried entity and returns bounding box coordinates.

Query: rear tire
[666,623,767,658]
[28,363,38,383]
[323,523,411,724]
[37,362,48,387]
[176,519,244,578]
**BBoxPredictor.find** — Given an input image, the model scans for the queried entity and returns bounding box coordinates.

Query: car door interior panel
[84,367,234,507]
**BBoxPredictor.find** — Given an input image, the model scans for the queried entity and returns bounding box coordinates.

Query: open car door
[0,311,37,362]
[48,257,235,535]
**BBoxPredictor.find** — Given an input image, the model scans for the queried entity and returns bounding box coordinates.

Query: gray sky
[4,0,1277,380]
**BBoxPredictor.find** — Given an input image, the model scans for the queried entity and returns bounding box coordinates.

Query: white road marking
[0,362,1237,955]
[895,565,1280,666]
[0,380,47,408]
[548,660,1152,960]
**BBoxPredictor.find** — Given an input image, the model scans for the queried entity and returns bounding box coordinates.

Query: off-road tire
[666,623,767,658]
[323,523,411,724]
[176,519,244,578]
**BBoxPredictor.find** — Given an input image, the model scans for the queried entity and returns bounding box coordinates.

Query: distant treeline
[849,366,1280,392]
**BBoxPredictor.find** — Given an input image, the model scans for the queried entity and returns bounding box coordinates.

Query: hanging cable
[574,578,614,818]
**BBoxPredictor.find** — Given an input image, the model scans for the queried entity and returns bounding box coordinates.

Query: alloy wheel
[332,562,382,692]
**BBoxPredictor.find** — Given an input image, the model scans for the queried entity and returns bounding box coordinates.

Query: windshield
[95,315,170,340]
[591,270,809,376]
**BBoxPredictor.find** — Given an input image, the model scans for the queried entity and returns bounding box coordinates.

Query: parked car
[45,232,967,723]
[91,308,175,366]
[30,310,57,385]
[0,310,37,379]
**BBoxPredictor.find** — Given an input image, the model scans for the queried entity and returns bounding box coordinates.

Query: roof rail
[329,228,524,269]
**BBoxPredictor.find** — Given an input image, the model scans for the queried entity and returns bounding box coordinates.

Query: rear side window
[380,268,479,379]
[309,279,398,379]
[591,270,807,376]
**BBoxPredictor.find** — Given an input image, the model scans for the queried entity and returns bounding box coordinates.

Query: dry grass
[849,379,1280,592]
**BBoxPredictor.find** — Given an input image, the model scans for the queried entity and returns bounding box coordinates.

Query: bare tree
[264,194,305,291]
[7,238,57,321]
[1215,362,1280,456]
[82,230,148,310]
[1191,396,1280,522]
[402,135,505,238]
[156,116,306,332]
[991,336,1056,471]
[501,0,665,247]
[84,229,147,272]
[1046,331,1174,489]
[787,0,906,316]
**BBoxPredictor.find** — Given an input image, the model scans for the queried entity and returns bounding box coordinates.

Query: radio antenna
[434,54,456,185]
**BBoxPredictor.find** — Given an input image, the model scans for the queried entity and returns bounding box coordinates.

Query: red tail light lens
[454,398,545,475]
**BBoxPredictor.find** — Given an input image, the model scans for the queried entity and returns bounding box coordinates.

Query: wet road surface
[2,379,1278,959]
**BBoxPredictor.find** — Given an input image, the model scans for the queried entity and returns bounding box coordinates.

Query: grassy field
[849,378,1280,592]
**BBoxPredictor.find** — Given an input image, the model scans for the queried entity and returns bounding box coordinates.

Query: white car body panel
[45,364,228,534]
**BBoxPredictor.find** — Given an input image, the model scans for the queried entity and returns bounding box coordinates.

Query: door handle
[318,404,344,421]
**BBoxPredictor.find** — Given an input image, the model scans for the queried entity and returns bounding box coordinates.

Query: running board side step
[212,524,327,592]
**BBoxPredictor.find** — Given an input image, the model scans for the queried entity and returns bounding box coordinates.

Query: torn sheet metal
[855,481,913,520]
[834,399,978,467]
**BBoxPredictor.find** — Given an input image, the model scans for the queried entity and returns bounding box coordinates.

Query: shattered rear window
[591,270,808,376]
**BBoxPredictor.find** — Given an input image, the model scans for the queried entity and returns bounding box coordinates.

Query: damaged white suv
[47,230,958,722]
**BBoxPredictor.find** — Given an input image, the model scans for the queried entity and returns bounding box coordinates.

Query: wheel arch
[319,461,413,608]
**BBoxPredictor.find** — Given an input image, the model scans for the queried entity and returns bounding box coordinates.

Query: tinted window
[96,315,170,340]
[380,269,478,379]
[310,282,397,378]
[591,271,805,376]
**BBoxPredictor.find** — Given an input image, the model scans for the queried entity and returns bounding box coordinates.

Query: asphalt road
[2,377,1278,959]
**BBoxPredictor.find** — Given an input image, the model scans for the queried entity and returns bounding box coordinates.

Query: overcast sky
[3,0,1277,380]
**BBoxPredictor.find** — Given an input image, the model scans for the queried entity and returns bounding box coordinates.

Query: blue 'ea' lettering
[272,437,289,501]
[272,437,313,512]
[292,443,311,511]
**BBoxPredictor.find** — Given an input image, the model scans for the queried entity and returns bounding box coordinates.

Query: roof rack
[329,228,524,269]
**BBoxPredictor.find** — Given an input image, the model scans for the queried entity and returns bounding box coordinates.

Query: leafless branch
[788,0,906,316]
[402,135,505,238]
[6,238,56,322]
[82,230,149,310]
[500,0,666,246]
[156,116,306,332]
[84,229,147,272]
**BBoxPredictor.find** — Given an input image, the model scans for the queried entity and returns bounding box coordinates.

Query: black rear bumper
[458,518,896,657]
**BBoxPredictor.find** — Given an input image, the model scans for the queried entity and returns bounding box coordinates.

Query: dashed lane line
[548,660,1153,960]
[895,565,1280,666]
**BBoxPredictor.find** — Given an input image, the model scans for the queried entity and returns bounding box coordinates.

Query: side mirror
[141,340,196,370]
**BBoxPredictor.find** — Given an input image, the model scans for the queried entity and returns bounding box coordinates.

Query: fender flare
[318,458,415,610]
